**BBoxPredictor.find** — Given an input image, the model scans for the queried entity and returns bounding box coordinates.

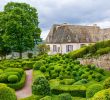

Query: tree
[0,12,11,60]
[37,44,50,55]
[2,2,41,58]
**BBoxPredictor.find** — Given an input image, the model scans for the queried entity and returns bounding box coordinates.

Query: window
[53,45,57,52]
[66,45,73,52]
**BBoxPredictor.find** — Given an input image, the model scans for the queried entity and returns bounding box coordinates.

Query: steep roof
[46,24,109,43]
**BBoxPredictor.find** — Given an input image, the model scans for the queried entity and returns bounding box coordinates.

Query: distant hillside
[68,40,110,59]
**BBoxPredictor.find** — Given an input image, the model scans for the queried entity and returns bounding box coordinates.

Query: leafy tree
[0,12,11,60]
[1,2,41,58]
[37,44,50,55]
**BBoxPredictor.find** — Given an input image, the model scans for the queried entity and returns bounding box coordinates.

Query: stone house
[45,24,110,54]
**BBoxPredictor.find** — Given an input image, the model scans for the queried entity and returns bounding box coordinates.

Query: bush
[4,68,24,76]
[40,66,46,72]
[95,73,102,82]
[27,53,33,58]
[40,96,51,100]
[96,47,110,55]
[93,88,110,100]
[22,61,34,69]
[51,85,86,97]
[81,74,88,79]
[0,74,8,83]
[0,69,3,74]
[86,84,103,98]
[7,72,26,90]
[0,85,17,100]
[33,61,43,70]
[60,79,75,85]
[32,77,51,96]
[58,93,72,100]
[8,75,18,83]
[97,68,104,74]
[103,77,110,89]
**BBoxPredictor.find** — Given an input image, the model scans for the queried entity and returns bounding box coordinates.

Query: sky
[1,0,110,39]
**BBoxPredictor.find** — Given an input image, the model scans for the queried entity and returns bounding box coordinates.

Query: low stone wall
[80,53,110,70]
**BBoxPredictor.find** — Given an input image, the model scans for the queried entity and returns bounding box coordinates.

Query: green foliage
[0,74,8,83]
[7,72,26,90]
[32,77,51,96]
[8,75,18,83]
[37,44,50,55]
[86,84,103,98]
[0,2,41,58]
[0,85,17,100]
[33,61,43,70]
[68,40,110,59]
[103,77,110,89]
[27,53,33,58]
[40,96,51,100]
[60,79,75,85]
[51,85,86,97]
[58,93,72,100]
[93,88,110,100]
[40,66,46,72]
[96,47,110,55]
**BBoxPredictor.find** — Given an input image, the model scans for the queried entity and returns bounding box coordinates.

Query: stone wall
[80,53,110,70]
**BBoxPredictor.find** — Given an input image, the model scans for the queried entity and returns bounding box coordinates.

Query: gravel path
[16,70,33,100]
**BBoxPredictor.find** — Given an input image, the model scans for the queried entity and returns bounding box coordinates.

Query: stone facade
[80,53,110,70]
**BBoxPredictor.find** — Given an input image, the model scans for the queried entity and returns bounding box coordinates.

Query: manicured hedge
[93,88,110,100]
[8,75,19,83]
[103,77,110,89]
[4,68,24,76]
[51,85,86,97]
[0,85,17,100]
[7,72,26,90]
[86,84,103,98]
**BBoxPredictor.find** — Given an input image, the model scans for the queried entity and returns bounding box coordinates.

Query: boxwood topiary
[32,77,51,96]
[103,77,110,89]
[92,88,110,100]
[86,84,103,98]
[0,85,17,100]
[40,66,46,72]
[58,93,72,100]
[8,75,19,83]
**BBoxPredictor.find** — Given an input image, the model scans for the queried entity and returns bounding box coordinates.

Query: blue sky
[1,0,110,39]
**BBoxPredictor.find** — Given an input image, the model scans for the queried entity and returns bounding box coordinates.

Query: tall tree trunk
[19,51,22,59]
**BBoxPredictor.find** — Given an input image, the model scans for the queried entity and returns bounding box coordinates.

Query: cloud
[1,0,110,39]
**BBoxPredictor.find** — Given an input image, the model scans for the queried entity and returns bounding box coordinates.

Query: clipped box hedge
[51,85,86,97]
[7,72,26,90]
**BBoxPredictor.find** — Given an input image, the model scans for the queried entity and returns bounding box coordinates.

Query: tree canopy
[0,2,41,59]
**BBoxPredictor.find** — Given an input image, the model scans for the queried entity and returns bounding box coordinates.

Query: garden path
[16,69,33,100]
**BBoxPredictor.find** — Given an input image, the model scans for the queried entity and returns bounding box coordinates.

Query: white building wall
[47,43,91,55]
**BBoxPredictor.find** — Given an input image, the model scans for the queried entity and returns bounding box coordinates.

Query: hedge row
[68,40,110,59]
[7,72,26,90]
[51,85,86,97]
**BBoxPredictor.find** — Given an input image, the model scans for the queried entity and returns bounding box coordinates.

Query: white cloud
[1,0,110,39]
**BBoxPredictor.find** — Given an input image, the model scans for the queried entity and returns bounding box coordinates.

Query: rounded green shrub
[58,93,72,100]
[40,66,46,72]
[93,88,110,100]
[8,75,18,83]
[0,69,3,74]
[33,61,43,70]
[0,74,8,83]
[103,77,110,89]
[32,77,51,96]
[86,84,103,98]
[0,86,17,100]
[40,96,51,100]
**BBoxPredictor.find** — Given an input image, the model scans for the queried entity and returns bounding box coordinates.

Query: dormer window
[67,35,71,42]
